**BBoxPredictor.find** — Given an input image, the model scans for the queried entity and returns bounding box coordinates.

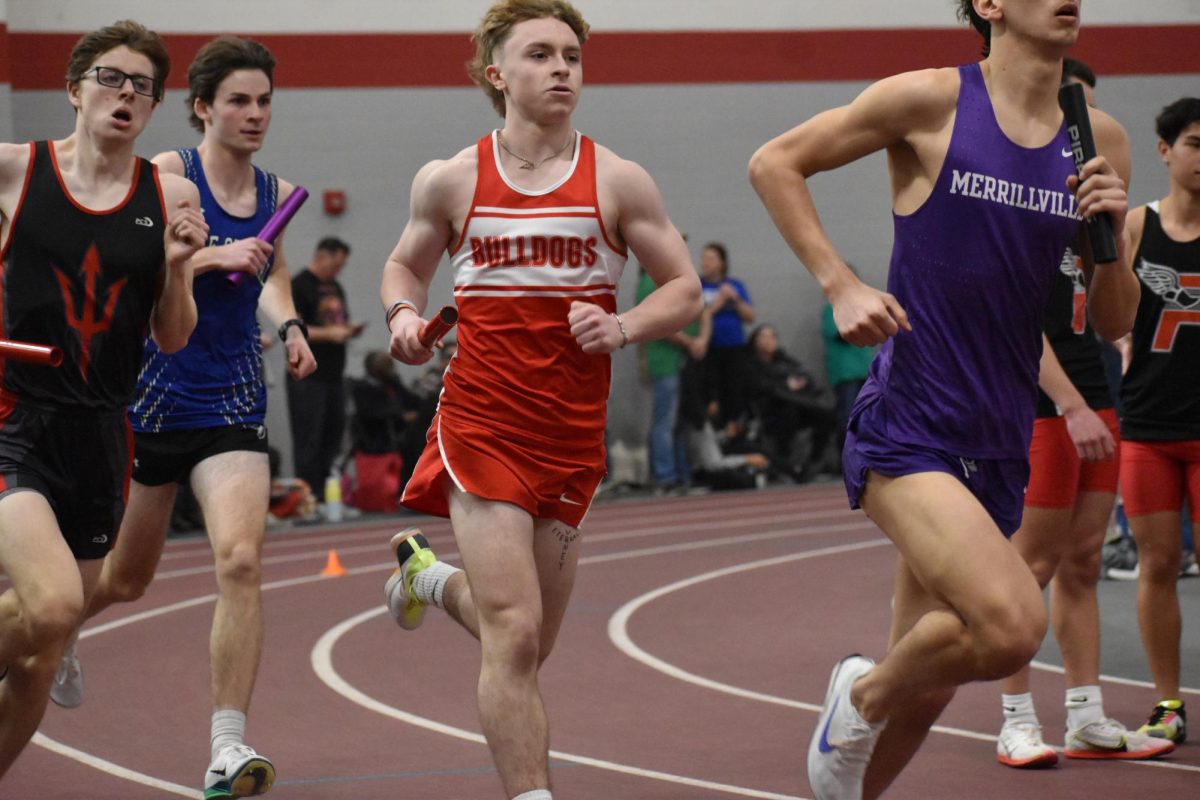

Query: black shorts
[0,400,132,561]
[133,424,270,487]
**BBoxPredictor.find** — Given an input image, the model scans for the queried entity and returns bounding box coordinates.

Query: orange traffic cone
[320,549,347,578]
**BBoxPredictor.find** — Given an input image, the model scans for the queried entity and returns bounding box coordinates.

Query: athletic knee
[481,608,543,672]
[1024,554,1059,588]
[23,597,82,653]
[1055,549,1102,589]
[103,570,153,604]
[213,540,262,586]
[1138,550,1181,585]
[973,605,1046,678]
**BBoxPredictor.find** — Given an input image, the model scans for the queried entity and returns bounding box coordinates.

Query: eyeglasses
[86,66,158,98]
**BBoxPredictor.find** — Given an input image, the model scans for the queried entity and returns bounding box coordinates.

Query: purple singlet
[853,63,1082,460]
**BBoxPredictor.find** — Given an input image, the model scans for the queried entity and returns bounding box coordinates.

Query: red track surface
[7,484,1198,798]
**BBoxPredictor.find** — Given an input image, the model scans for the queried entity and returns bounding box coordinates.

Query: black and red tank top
[1121,201,1200,441]
[0,140,165,411]
[1035,246,1111,418]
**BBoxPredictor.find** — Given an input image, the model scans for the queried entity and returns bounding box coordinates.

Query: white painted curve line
[607,546,1200,771]
[312,608,806,800]
[31,733,201,798]
[45,516,865,794]
[608,540,889,714]
[1029,659,1199,697]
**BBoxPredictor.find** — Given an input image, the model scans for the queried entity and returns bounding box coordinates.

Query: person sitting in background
[687,400,770,491]
[347,351,421,512]
[403,338,456,488]
[746,323,837,482]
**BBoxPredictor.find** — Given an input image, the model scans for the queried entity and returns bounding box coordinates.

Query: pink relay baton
[418,306,458,349]
[227,186,310,285]
[0,339,62,367]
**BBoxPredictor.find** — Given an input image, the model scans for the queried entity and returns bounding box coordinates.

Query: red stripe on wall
[0,24,10,85]
[9,25,1198,91]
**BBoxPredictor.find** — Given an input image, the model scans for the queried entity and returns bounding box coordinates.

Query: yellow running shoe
[383,529,437,630]
[1138,700,1186,744]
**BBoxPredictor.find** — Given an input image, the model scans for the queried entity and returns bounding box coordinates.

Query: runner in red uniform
[379,3,700,799]
[1121,96,1200,746]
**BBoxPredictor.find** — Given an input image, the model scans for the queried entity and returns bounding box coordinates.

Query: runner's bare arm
[151,172,206,352]
[1073,109,1138,341]
[381,156,468,364]
[151,150,267,278]
[602,157,700,347]
[748,69,954,345]
[257,181,318,380]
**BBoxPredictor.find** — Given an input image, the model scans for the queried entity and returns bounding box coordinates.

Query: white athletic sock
[1001,692,1038,727]
[412,561,460,608]
[211,709,246,760]
[511,791,552,800]
[1065,685,1105,730]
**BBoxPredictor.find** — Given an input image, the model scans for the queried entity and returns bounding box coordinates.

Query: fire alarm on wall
[323,190,346,216]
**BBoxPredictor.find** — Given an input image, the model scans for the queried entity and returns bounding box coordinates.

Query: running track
[7,483,1199,798]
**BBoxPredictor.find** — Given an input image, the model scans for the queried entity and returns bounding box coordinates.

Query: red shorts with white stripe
[1025,407,1120,509]
[1119,438,1200,518]
[401,412,606,529]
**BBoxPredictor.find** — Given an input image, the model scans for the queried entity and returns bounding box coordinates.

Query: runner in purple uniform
[749,2,1140,798]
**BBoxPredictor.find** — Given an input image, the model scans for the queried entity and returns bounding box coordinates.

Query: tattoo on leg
[554,524,580,571]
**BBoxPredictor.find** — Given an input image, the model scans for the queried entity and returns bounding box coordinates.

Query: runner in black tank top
[1119,97,1200,745]
[0,22,206,780]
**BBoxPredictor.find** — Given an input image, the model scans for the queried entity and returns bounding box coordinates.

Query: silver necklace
[497,131,574,170]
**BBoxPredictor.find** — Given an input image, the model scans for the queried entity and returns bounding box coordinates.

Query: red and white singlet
[439,130,627,449]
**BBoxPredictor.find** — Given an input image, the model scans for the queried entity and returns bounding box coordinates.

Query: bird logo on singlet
[1059,248,1087,335]
[53,243,128,382]
[1136,258,1200,352]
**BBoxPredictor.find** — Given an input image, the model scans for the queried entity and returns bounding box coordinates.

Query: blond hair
[467,0,589,117]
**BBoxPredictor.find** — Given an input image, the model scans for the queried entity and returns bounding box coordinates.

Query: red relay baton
[418,306,458,349]
[0,339,63,367]
[227,186,310,285]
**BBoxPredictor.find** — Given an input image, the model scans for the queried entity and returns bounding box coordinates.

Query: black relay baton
[1059,82,1119,264]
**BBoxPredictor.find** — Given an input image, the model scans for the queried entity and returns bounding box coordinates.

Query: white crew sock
[1001,692,1038,727]
[412,561,460,608]
[1065,685,1105,730]
[512,792,552,800]
[211,709,246,760]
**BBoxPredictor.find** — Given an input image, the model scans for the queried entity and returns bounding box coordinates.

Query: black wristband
[278,318,308,342]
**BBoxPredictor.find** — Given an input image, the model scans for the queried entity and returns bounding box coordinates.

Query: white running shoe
[1065,718,1175,760]
[807,655,883,800]
[49,639,83,708]
[204,743,275,799]
[996,720,1058,768]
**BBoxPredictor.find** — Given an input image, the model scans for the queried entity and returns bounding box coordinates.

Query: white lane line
[310,529,890,799]
[46,521,867,796]
[149,507,872,581]
[607,549,1200,773]
[30,734,201,798]
[1029,659,1198,696]
[313,622,803,800]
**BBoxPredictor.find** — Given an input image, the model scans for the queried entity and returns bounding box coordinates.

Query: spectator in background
[404,338,456,488]
[288,236,365,499]
[699,242,755,424]
[746,323,837,482]
[688,400,771,491]
[638,265,708,494]
[821,269,875,463]
[347,351,420,513]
